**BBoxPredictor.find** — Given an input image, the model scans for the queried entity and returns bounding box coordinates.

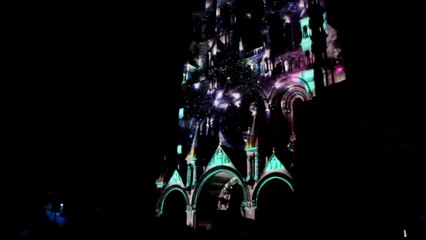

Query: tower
[155,0,346,232]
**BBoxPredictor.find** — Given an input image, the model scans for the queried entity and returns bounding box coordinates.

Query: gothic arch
[253,172,296,238]
[280,84,309,128]
[253,172,294,206]
[156,186,189,216]
[192,166,249,210]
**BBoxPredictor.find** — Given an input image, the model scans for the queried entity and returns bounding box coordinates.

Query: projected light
[335,66,344,74]
[158,0,347,228]
[230,92,241,100]
[177,144,182,155]
[194,82,201,89]
[179,108,184,119]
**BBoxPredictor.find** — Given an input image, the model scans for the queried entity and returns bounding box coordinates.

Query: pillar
[246,154,252,182]
[186,165,191,187]
[192,163,197,187]
[243,201,256,220]
[254,153,259,180]
[186,205,196,228]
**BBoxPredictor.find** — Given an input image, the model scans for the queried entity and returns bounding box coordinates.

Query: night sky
[3,2,192,238]
[3,1,425,239]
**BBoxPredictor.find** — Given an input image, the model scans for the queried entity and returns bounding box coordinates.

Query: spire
[155,172,166,189]
[186,121,200,162]
[245,103,258,151]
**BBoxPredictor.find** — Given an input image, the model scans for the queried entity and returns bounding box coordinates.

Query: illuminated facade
[155,0,346,231]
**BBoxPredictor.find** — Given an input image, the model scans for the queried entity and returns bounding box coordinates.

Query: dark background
[2,1,424,239]
[3,2,191,238]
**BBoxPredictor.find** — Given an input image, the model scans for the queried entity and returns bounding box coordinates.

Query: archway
[159,187,188,229]
[194,169,246,233]
[281,84,309,129]
[255,176,295,238]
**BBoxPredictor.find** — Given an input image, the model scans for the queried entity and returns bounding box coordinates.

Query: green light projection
[264,154,287,172]
[300,17,312,51]
[207,147,232,168]
[297,69,315,94]
[255,176,294,204]
[323,12,327,33]
[156,181,165,188]
[179,108,184,119]
[168,170,184,185]
[245,146,258,152]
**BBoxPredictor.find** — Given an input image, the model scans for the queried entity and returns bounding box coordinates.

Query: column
[243,201,256,220]
[186,165,191,187]
[254,154,259,180]
[186,205,196,228]
[191,163,197,187]
[246,154,252,182]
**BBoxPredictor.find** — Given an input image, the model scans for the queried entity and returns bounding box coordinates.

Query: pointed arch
[192,166,249,209]
[280,84,309,114]
[253,172,294,206]
[280,84,309,128]
[156,186,189,216]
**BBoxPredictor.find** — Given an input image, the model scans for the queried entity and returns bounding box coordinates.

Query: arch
[280,84,309,128]
[254,175,296,238]
[253,173,294,205]
[156,186,189,216]
[192,166,249,210]
[296,76,314,97]
[280,85,309,112]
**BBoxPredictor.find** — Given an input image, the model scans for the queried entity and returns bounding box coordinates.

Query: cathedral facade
[155,0,346,232]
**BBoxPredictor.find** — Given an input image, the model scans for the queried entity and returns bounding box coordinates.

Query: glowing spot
[216,90,224,99]
[230,92,241,100]
[219,103,229,109]
[194,82,201,89]
[274,81,282,89]
[177,145,182,155]
[335,66,344,74]
[239,38,244,52]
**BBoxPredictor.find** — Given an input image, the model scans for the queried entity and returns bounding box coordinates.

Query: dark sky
[3,2,192,230]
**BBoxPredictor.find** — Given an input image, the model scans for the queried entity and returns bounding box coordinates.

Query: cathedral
[155,0,346,234]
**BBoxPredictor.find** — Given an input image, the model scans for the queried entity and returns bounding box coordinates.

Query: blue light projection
[44,202,67,226]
